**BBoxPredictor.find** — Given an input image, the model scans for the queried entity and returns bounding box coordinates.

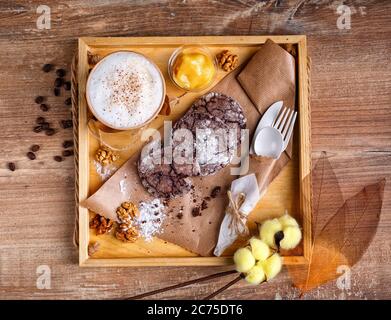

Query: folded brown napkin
[82,39,296,256]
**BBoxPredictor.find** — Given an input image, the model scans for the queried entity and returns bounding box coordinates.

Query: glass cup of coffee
[86,51,166,130]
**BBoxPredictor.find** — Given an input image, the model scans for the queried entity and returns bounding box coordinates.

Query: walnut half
[89,214,114,235]
[216,50,239,72]
[115,225,139,243]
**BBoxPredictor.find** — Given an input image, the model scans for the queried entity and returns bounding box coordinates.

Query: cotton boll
[280,226,302,250]
[245,265,265,285]
[278,214,299,228]
[249,237,270,261]
[259,218,283,249]
[233,247,255,273]
[261,253,282,280]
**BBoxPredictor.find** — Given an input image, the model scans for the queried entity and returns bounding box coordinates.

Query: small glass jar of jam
[168,45,217,92]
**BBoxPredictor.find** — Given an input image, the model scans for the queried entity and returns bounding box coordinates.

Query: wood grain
[0,0,390,299]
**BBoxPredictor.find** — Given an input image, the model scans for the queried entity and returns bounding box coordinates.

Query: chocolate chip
[8,162,16,171]
[64,97,71,106]
[274,231,284,249]
[176,212,183,219]
[33,125,43,133]
[211,186,221,198]
[54,78,63,87]
[54,87,60,96]
[54,156,63,162]
[45,128,55,136]
[64,81,71,90]
[27,152,36,160]
[60,119,72,129]
[63,140,74,148]
[41,122,50,130]
[56,69,66,77]
[35,96,44,104]
[40,104,49,112]
[36,117,45,125]
[201,200,208,210]
[30,144,40,152]
[62,149,74,157]
[42,64,53,72]
[192,207,201,217]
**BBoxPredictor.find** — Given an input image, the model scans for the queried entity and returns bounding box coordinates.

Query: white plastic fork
[272,106,297,151]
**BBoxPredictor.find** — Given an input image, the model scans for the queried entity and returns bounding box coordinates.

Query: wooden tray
[76,36,311,267]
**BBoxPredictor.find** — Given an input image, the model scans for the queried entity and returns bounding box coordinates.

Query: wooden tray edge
[74,35,312,267]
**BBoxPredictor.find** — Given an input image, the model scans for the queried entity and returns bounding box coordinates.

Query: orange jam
[172,50,216,91]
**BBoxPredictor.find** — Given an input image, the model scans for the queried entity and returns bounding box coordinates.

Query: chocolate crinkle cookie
[138,92,246,199]
[138,140,192,199]
[172,111,233,176]
[192,92,246,130]
[173,92,246,177]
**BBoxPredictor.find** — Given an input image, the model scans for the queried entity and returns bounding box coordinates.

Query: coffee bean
[27,152,36,160]
[60,119,73,129]
[36,117,45,124]
[33,125,43,133]
[54,87,60,96]
[56,69,66,77]
[54,78,63,87]
[35,96,44,104]
[40,104,49,112]
[41,122,50,130]
[45,128,55,136]
[8,162,16,171]
[64,81,71,90]
[63,140,74,148]
[64,97,71,106]
[62,149,74,157]
[54,156,63,162]
[30,144,40,152]
[42,64,53,72]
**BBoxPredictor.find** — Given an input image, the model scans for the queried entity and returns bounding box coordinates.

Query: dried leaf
[311,151,344,239]
[288,152,385,294]
[340,179,385,266]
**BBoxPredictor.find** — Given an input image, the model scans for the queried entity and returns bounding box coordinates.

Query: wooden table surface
[0,0,390,300]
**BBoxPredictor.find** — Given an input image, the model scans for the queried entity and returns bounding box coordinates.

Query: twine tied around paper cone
[227,190,248,235]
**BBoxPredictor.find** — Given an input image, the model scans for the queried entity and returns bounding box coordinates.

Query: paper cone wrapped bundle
[82,39,296,256]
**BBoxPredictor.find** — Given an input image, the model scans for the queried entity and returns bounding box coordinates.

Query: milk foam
[87,52,164,129]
